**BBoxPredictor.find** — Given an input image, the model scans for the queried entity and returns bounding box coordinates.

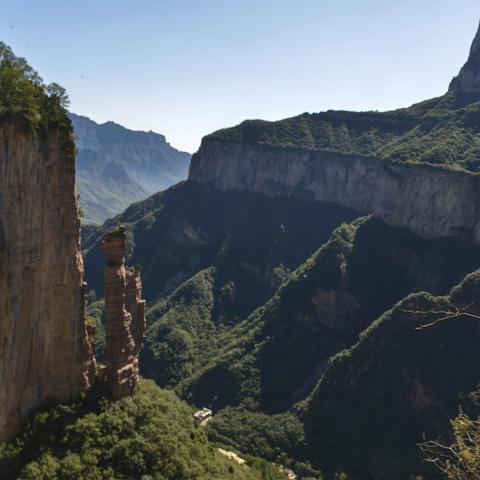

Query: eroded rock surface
[0,124,95,442]
[102,227,146,399]
[189,138,480,242]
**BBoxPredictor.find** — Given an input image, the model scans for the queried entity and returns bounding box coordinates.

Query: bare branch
[401,301,480,330]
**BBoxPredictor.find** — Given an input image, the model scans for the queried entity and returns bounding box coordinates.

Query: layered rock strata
[0,124,95,442]
[189,138,480,242]
[102,227,146,399]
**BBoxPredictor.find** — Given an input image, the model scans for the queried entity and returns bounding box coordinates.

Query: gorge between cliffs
[2,16,480,480]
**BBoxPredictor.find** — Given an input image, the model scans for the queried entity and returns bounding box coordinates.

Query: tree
[420,412,480,480]
[406,299,480,479]
[402,301,480,330]
[45,82,70,108]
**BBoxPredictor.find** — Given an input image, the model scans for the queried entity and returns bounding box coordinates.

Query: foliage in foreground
[0,380,285,480]
[0,42,71,134]
[421,412,480,480]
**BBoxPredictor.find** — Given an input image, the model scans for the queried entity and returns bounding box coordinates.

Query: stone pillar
[102,226,146,399]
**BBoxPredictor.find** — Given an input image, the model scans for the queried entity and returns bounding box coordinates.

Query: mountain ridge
[450,20,480,94]
[71,112,191,224]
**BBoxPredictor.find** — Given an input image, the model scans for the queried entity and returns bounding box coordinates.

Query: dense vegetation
[178,217,480,413]
[82,182,480,479]
[207,408,323,477]
[0,380,286,480]
[4,26,480,480]
[0,43,71,137]
[82,183,359,391]
[421,410,480,479]
[83,183,358,302]
[208,92,480,173]
[302,271,480,479]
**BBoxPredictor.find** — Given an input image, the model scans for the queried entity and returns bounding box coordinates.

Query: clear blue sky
[2,1,480,153]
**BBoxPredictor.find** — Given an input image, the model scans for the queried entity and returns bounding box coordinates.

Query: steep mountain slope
[83,182,359,303]
[83,203,480,478]
[0,43,95,443]
[179,218,480,413]
[71,113,191,224]
[202,92,480,170]
[450,19,480,95]
[79,22,480,480]
[202,269,480,480]
[303,270,480,479]
[189,25,480,244]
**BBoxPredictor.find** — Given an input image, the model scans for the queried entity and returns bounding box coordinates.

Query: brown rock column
[0,125,95,442]
[102,226,146,399]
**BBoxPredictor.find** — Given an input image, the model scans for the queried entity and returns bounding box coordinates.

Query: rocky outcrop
[0,124,95,442]
[449,21,480,93]
[102,227,146,399]
[189,138,480,242]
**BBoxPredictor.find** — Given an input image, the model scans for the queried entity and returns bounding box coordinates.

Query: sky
[2,0,480,153]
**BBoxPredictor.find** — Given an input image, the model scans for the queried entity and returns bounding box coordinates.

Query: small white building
[193,407,212,421]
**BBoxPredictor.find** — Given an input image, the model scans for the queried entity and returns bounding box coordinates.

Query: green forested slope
[83,182,358,305]
[82,182,480,479]
[178,217,480,414]
[209,92,480,172]
[0,380,285,480]
[302,270,480,479]
[77,29,480,480]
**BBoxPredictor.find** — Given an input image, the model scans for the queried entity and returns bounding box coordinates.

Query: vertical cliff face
[449,21,480,93]
[102,228,146,399]
[189,138,480,242]
[0,124,95,442]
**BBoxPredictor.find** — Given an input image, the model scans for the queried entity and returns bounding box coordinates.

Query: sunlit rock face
[449,21,480,93]
[0,124,95,442]
[189,137,480,243]
[102,227,146,400]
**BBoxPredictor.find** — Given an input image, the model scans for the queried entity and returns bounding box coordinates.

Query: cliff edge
[449,21,480,94]
[189,138,480,242]
[189,22,480,243]
[0,122,95,442]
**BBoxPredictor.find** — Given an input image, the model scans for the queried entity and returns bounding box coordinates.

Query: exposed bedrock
[102,227,146,399]
[0,124,95,442]
[189,138,480,242]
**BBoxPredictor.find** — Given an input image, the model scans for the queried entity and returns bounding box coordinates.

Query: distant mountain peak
[69,112,191,224]
[449,20,480,93]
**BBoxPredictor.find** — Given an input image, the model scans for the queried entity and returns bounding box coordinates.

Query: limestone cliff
[0,124,95,442]
[102,227,146,399]
[189,138,480,242]
[449,21,480,93]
